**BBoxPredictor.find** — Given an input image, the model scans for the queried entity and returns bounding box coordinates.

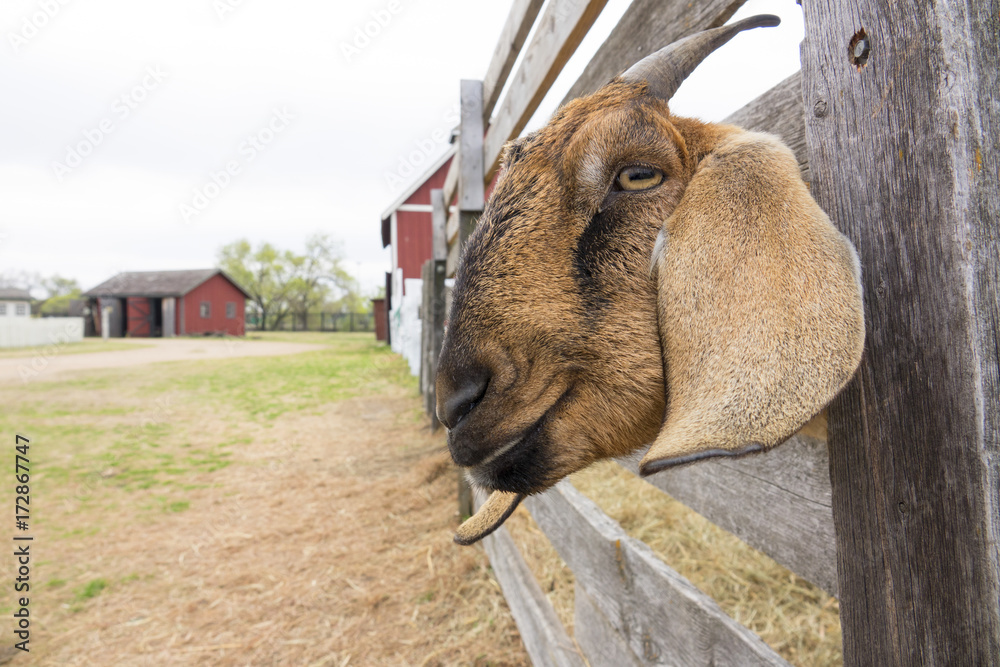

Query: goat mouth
[466,384,574,495]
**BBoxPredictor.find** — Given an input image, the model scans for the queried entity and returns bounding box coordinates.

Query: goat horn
[620,14,781,100]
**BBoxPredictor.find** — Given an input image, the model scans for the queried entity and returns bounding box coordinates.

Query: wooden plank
[618,433,837,596]
[560,0,746,105]
[458,474,473,519]
[431,189,447,261]
[574,585,644,667]
[800,2,1000,664]
[527,482,790,666]
[723,72,809,183]
[442,154,459,210]
[419,260,434,415]
[445,236,461,279]
[476,490,585,667]
[482,0,610,178]
[482,0,546,121]
[458,212,478,253]
[459,79,485,213]
[427,259,446,432]
[445,207,459,246]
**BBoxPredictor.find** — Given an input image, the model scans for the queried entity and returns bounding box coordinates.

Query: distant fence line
[248,312,374,333]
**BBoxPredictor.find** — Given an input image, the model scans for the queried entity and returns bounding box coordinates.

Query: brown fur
[436,77,864,509]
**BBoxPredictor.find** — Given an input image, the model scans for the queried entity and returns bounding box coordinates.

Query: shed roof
[0,288,32,301]
[83,269,250,299]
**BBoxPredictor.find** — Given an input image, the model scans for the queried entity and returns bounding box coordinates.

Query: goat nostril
[441,373,490,429]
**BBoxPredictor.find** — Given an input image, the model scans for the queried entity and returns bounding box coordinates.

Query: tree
[0,270,40,293]
[286,234,359,327]
[217,235,366,331]
[218,240,297,331]
[39,275,82,316]
[0,272,81,316]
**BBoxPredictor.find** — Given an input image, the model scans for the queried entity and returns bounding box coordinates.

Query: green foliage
[218,239,297,330]
[41,275,82,299]
[218,233,369,330]
[0,272,82,315]
[39,288,82,316]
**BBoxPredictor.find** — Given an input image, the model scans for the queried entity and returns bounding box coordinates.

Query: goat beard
[453,489,524,545]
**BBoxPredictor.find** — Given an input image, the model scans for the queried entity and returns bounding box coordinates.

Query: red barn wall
[126,297,152,337]
[394,157,451,289]
[407,157,450,206]
[182,274,245,336]
[396,210,433,282]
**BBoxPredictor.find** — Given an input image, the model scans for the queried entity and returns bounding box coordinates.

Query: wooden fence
[415,0,999,664]
[250,312,374,333]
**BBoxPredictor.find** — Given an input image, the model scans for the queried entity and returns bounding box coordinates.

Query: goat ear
[640,130,865,476]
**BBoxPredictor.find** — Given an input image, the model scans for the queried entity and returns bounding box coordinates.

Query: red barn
[381,145,455,300]
[83,269,250,338]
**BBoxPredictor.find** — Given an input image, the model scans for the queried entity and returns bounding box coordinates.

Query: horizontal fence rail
[526,483,791,666]
[249,312,374,333]
[617,431,837,596]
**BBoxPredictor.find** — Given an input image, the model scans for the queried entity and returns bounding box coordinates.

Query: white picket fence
[0,317,84,349]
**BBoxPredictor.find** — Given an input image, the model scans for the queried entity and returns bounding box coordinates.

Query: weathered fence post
[801,3,999,663]
[458,79,484,247]
[428,188,449,432]
[420,259,434,411]
[454,79,486,518]
[432,188,448,265]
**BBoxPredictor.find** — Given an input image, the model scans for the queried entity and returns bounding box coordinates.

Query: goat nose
[438,369,490,429]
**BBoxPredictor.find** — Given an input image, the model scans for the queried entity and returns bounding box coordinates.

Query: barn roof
[83,269,251,299]
[0,288,32,301]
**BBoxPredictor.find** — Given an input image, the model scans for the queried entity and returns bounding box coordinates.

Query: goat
[436,15,865,545]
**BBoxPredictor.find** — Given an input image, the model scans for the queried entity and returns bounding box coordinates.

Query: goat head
[437,15,865,545]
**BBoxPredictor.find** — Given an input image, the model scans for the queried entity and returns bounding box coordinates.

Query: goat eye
[616,165,663,191]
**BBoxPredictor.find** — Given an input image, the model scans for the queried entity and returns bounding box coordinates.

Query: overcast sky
[0,0,804,296]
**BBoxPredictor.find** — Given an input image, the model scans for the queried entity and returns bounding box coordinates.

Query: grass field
[0,333,527,665]
[0,331,840,665]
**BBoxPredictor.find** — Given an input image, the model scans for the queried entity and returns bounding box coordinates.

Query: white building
[0,288,32,318]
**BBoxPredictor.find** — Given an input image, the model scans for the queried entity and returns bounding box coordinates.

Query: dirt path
[2,338,530,666]
[1,338,325,384]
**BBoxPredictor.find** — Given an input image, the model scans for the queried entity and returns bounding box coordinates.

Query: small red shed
[82,269,250,338]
